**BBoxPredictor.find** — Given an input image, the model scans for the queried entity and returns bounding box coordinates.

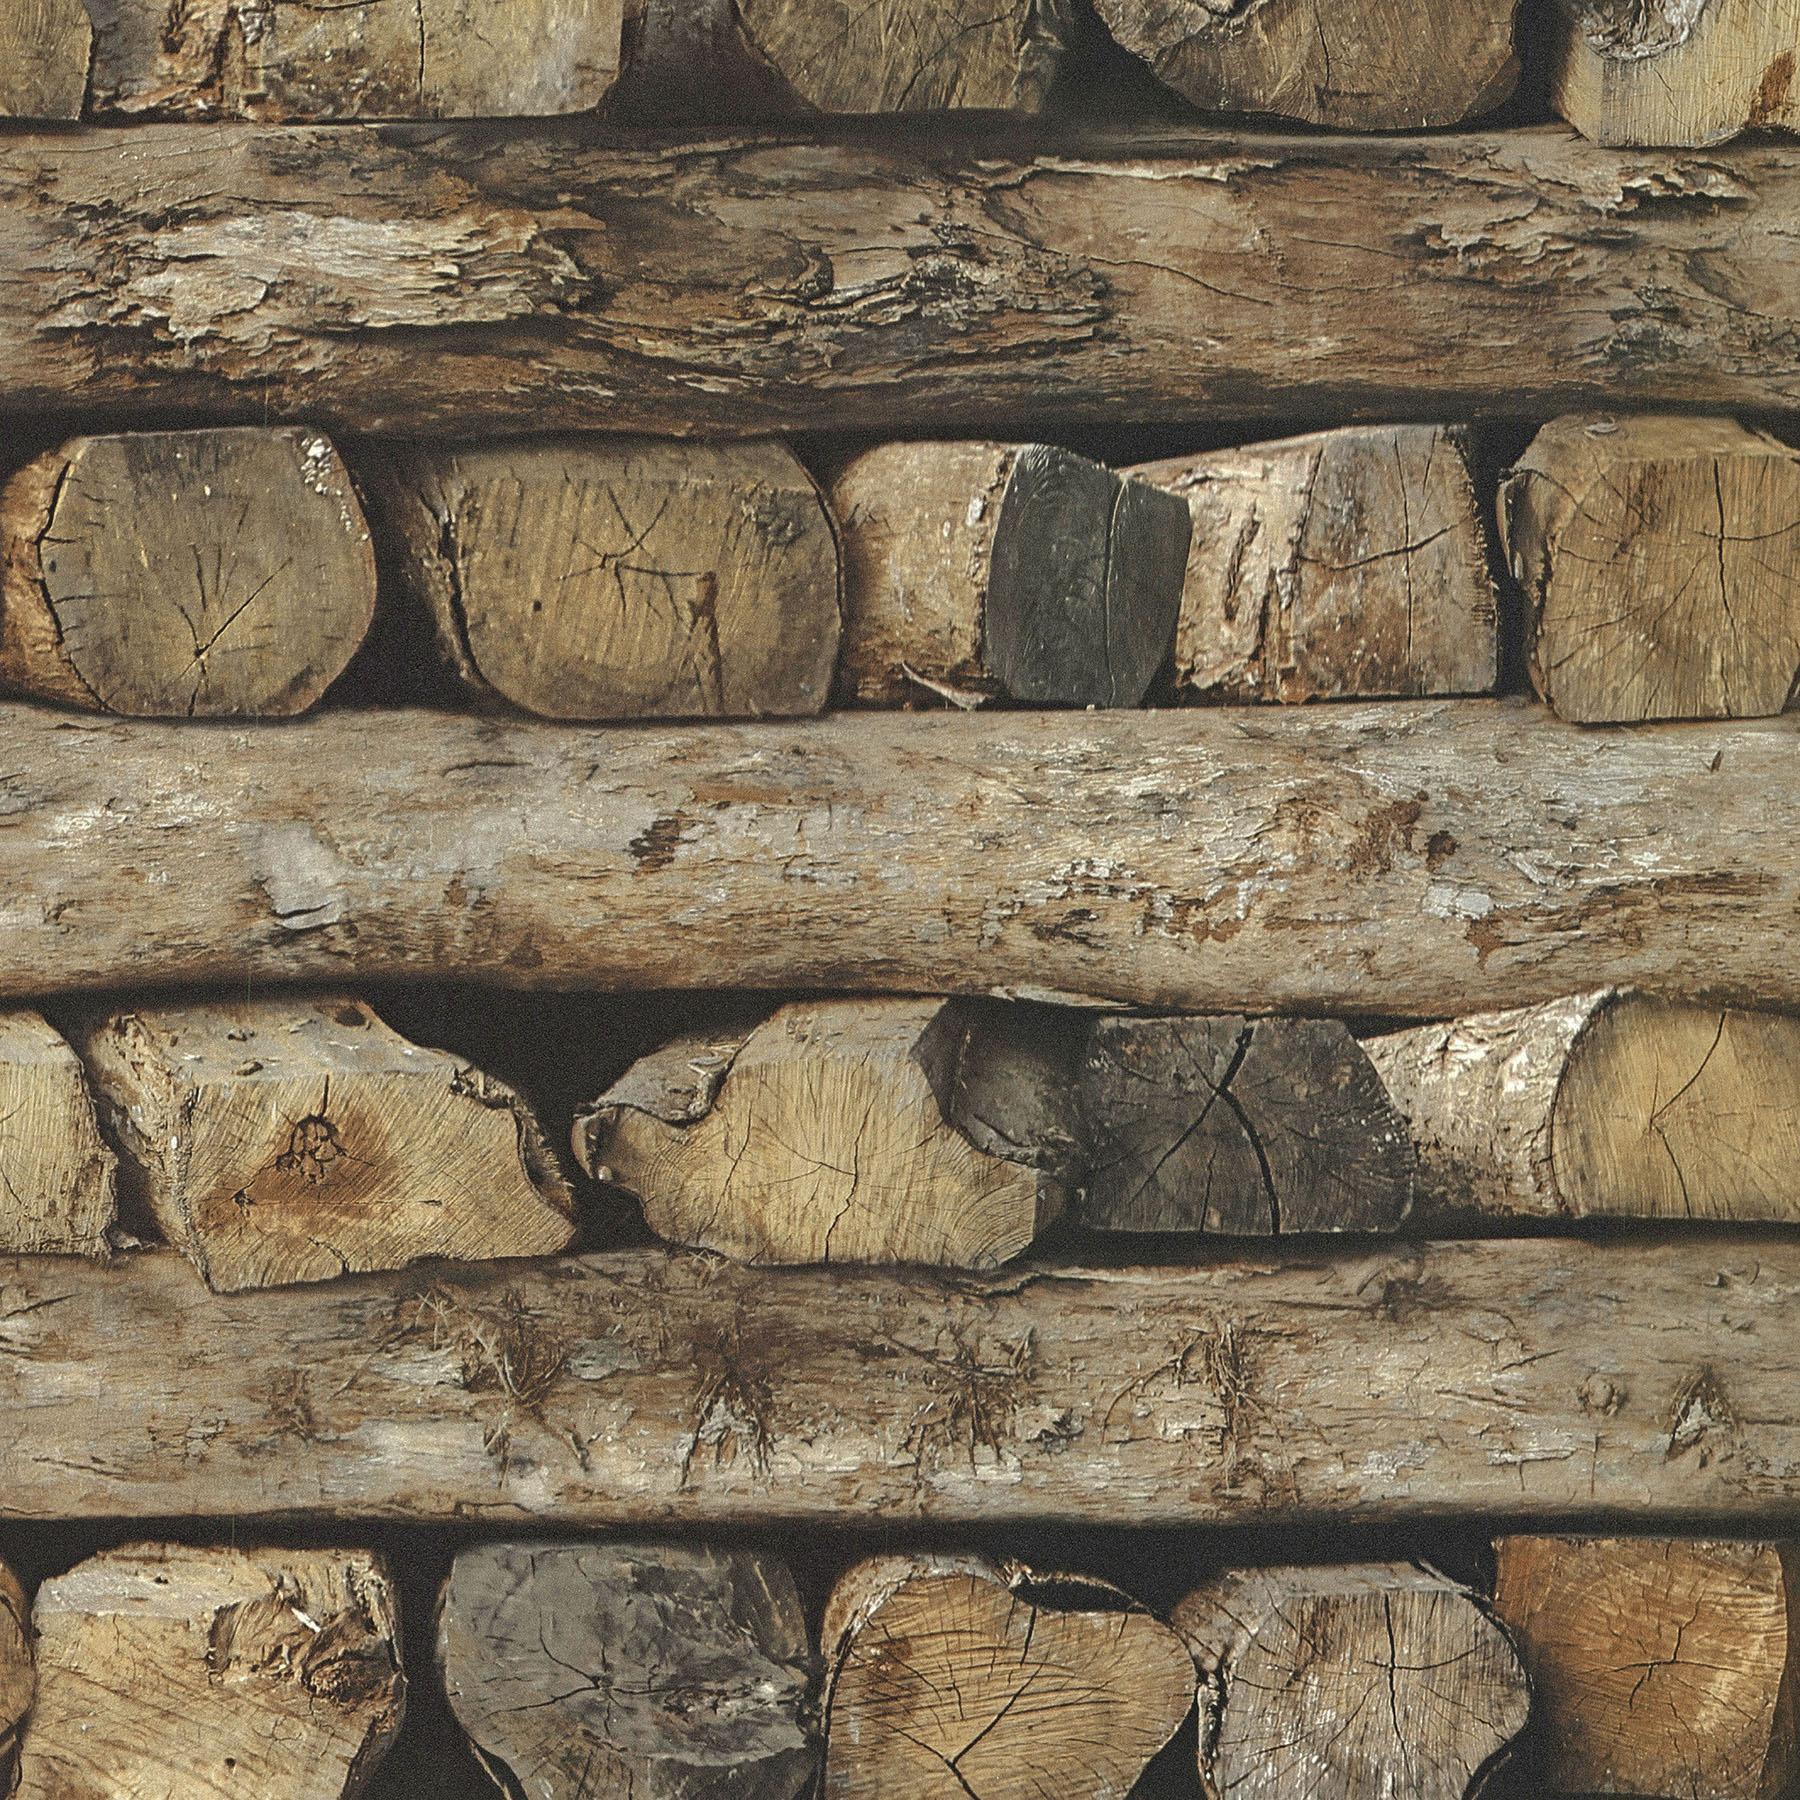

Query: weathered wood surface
[365,437,840,721]
[439,1541,818,1800]
[0,0,90,117]
[832,442,1188,708]
[3,701,1800,1016]
[15,1543,404,1799]
[1131,426,1498,703]
[0,428,376,718]
[1502,415,1800,724]
[1174,1564,1528,1799]
[6,124,1800,437]
[0,1239,1796,1525]
[1550,0,1800,147]
[1492,1536,1799,1798]
[0,1009,115,1257]
[0,1560,29,1791]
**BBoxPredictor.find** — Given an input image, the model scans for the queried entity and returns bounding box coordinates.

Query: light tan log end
[0,0,91,117]
[0,1007,116,1256]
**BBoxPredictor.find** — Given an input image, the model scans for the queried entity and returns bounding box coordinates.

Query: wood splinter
[71,995,575,1292]
[823,1554,1196,1798]
[832,441,1190,709]
[0,1008,117,1257]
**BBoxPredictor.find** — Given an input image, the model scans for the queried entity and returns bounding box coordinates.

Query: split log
[1078,1014,1414,1234]
[1549,0,1799,147]
[0,1237,1795,1524]
[1089,0,1520,128]
[831,441,1188,708]
[1492,1536,1799,1798]
[0,0,90,117]
[7,124,1800,439]
[0,1009,116,1256]
[1130,426,1498,703]
[439,1541,818,1799]
[1368,991,1800,1224]
[0,1561,29,1789]
[8,701,1800,1017]
[1174,1564,1529,1799]
[15,1543,404,1799]
[70,995,575,1292]
[0,428,376,719]
[574,1000,1075,1265]
[1501,415,1800,724]
[822,1555,1194,1797]
[365,437,840,721]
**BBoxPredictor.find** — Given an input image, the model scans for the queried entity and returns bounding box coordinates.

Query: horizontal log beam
[2,123,1798,436]
[0,700,1793,1015]
[0,1238,1794,1525]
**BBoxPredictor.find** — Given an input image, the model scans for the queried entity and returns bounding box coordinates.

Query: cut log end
[0,1560,30,1790]
[0,1008,117,1256]
[0,0,91,118]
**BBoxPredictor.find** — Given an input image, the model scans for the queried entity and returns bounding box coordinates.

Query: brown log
[1492,1536,1799,1798]
[831,441,1189,708]
[1549,0,1799,147]
[1090,0,1520,128]
[1368,991,1800,1225]
[1,700,1797,1017]
[15,1543,404,1799]
[1078,1014,1414,1234]
[574,999,1075,1266]
[0,1009,116,1257]
[439,1541,818,1800]
[0,0,89,117]
[7,124,1800,439]
[0,428,376,719]
[1130,425,1498,703]
[364,437,840,721]
[1173,1564,1529,1800]
[821,1554,1194,1798]
[0,1238,1795,1526]
[1501,415,1800,724]
[0,1560,30,1790]
[69,995,575,1292]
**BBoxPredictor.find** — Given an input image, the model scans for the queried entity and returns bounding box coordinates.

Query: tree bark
[1491,1536,1799,1798]
[1173,1564,1529,1800]
[438,1541,819,1800]
[1091,0,1521,129]
[69,995,575,1292]
[15,1543,404,1799]
[0,1009,116,1257]
[0,429,376,719]
[1129,426,1498,703]
[831,441,1188,708]
[821,1554,1194,1798]
[1501,414,1800,724]
[0,0,89,117]
[0,1238,1794,1525]
[1548,0,1800,146]
[362,437,841,722]
[6,123,1800,438]
[2,700,1799,1016]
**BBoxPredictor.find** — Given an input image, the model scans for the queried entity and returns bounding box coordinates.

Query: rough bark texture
[1550,0,1800,146]
[822,1554,1195,1798]
[1131,426,1498,703]
[438,1541,818,1800]
[0,1561,30,1792]
[575,1000,1074,1266]
[80,0,624,119]
[6,123,1800,438]
[1078,1015,1414,1234]
[0,0,90,117]
[3,701,1800,1016]
[831,441,1189,708]
[1091,0,1521,127]
[70,995,574,1292]
[0,428,376,718]
[1501,414,1800,724]
[1174,1563,1529,1799]
[1492,1536,1799,1798]
[1370,991,1800,1224]
[15,1543,404,1799]
[364,437,841,721]
[0,1238,1794,1525]
[0,1008,116,1257]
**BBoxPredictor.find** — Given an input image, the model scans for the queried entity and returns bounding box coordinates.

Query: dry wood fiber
[0,1008,116,1256]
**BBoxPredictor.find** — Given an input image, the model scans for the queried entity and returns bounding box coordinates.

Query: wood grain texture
[0,1238,1795,1525]
[439,1541,818,1800]
[0,0,90,117]
[0,1009,115,1257]
[0,1561,29,1792]
[0,700,1797,1016]
[5,123,1800,438]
